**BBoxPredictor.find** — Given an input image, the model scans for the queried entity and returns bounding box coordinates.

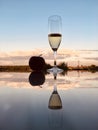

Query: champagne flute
[48,15,63,73]
[48,83,62,109]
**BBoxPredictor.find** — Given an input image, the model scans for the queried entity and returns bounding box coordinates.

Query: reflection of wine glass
[48,15,63,73]
[48,83,63,129]
[48,84,62,109]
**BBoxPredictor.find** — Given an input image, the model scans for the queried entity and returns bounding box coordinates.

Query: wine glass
[48,83,62,109]
[48,15,63,74]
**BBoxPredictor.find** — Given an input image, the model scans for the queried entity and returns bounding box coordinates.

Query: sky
[0,0,98,52]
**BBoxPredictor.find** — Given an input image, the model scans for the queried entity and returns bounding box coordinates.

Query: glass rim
[48,15,62,21]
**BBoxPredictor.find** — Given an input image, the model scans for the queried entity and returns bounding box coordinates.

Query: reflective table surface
[0,71,98,130]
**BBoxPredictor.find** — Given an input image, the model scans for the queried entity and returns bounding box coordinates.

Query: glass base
[47,66,63,79]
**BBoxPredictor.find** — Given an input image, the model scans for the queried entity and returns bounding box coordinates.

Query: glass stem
[54,83,57,92]
[54,51,57,66]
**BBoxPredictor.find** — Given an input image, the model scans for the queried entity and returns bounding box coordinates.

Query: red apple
[29,56,45,71]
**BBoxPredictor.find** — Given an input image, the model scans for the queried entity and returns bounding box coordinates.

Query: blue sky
[0,0,98,52]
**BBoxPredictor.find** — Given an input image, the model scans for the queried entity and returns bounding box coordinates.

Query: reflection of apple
[29,56,45,71]
[29,71,45,86]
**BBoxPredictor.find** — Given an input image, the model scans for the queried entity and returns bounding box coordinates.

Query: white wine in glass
[48,84,62,109]
[48,33,62,52]
[48,15,63,73]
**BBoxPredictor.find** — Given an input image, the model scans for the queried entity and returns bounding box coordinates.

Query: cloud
[0,49,98,65]
[0,49,43,65]
[83,57,98,61]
